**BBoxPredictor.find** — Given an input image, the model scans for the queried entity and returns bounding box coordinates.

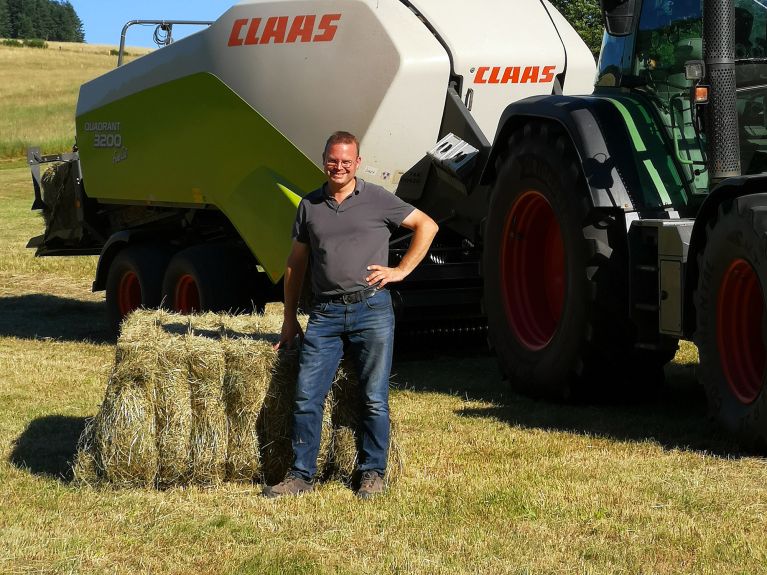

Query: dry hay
[74,340,160,488]
[40,161,82,245]
[222,338,269,482]
[73,307,403,489]
[154,338,192,487]
[71,416,100,485]
[186,335,227,486]
[255,347,300,485]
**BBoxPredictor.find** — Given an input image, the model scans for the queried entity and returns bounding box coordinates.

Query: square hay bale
[118,311,193,487]
[71,416,100,485]
[222,337,271,482]
[73,308,403,489]
[255,347,300,485]
[186,334,227,487]
[93,341,159,488]
[154,337,192,487]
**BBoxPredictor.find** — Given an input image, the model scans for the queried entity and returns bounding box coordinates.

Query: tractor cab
[597,0,767,202]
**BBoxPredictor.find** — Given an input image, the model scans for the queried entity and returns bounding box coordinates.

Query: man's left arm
[365,208,438,288]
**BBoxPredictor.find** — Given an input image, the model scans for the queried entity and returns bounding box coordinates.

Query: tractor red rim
[117,271,141,316]
[175,274,201,314]
[717,258,765,404]
[501,190,565,351]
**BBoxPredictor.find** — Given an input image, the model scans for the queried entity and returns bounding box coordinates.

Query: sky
[67,2,230,48]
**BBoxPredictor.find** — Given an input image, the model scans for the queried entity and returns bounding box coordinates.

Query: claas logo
[473,66,557,84]
[228,14,341,46]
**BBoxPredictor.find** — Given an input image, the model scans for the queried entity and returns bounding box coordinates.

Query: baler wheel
[695,194,767,448]
[105,244,173,336]
[174,274,202,314]
[162,244,261,315]
[484,120,639,399]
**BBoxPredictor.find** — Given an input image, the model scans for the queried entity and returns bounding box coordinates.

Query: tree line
[550,0,603,58]
[0,0,84,43]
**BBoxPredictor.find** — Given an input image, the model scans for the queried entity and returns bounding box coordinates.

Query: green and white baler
[32,0,767,447]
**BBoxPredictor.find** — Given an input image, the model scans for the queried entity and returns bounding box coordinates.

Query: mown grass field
[1,43,767,574]
[0,42,150,161]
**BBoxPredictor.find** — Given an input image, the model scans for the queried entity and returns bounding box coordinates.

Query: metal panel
[78,0,450,193]
[410,0,572,140]
[658,220,694,258]
[660,259,684,334]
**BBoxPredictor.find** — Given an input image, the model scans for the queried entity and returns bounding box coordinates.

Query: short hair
[323,131,360,158]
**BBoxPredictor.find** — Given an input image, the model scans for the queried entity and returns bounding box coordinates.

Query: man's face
[323,142,360,189]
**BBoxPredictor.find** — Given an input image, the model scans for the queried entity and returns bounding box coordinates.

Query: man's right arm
[274,240,310,350]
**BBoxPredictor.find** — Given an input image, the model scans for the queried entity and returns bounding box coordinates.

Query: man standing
[265,131,438,499]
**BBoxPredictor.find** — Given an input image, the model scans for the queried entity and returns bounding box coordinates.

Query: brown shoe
[357,471,385,500]
[262,474,313,498]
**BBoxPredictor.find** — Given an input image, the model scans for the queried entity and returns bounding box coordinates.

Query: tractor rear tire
[162,244,257,314]
[695,194,767,448]
[484,121,638,399]
[105,244,173,336]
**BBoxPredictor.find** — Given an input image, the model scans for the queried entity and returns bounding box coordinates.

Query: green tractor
[484,0,767,445]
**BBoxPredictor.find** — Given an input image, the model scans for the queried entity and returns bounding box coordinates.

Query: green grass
[0,42,151,160]
[1,42,766,574]
[1,163,767,574]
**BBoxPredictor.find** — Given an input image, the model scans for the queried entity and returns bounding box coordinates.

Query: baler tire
[694,194,767,449]
[483,121,636,399]
[105,244,174,336]
[162,244,253,314]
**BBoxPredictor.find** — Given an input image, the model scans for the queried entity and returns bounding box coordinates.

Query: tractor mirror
[600,0,636,36]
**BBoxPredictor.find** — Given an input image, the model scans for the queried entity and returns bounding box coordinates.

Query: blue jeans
[290,289,394,481]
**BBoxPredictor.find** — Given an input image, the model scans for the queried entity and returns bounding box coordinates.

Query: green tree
[0,0,10,37]
[6,0,21,37]
[63,1,84,42]
[3,0,84,41]
[34,0,54,40]
[50,0,70,40]
[52,1,82,42]
[550,0,604,58]
[18,13,35,38]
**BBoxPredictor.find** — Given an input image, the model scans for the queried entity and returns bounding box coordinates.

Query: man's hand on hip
[368,209,438,287]
[365,265,407,288]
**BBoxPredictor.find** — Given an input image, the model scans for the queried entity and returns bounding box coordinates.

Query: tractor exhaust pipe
[704,0,741,182]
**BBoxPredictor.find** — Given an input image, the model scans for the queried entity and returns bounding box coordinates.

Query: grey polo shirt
[292,178,415,297]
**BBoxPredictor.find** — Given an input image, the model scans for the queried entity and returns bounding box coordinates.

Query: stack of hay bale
[73,307,402,489]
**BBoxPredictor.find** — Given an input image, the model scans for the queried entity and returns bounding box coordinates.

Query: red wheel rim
[175,274,201,314]
[117,271,141,317]
[717,258,765,404]
[500,190,565,351]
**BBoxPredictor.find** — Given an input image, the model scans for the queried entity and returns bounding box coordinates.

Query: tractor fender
[684,174,767,336]
[482,94,635,211]
[482,94,680,213]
